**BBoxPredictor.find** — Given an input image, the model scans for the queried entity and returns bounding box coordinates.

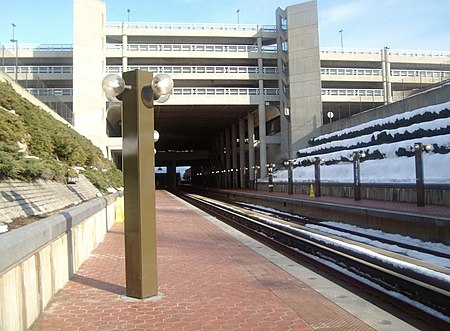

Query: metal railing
[321,68,383,76]
[1,43,73,51]
[106,22,276,32]
[2,66,73,74]
[321,88,384,96]
[24,87,280,97]
[26,88,73,96]
[391,69,450,78]
[106,65,278,75]
[171,87,279,96]
[389,49,450,58]
[321,47,450,58]
[106,43,277,53]
[320,48,381,56]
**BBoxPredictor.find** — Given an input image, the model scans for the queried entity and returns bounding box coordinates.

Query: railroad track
[179,192,450,330]
[237,202,450,261]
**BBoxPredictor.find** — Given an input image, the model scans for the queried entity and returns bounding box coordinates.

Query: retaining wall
[0,191,121,330]
[0,175,101,231]
[256,182,450,207]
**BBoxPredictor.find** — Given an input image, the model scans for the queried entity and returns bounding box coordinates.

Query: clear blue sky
[0,0,449,50]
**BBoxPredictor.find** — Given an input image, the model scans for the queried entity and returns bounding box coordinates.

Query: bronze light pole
[283,160,294,195]
[102,70,173,299]
[266,163,276,192]
[414,142,431,207]
[313,157,323,197]
[352,151,365,201]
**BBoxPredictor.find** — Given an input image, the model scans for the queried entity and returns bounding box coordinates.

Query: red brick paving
[31,191,374,330]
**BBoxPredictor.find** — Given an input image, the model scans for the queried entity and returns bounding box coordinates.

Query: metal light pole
[10,23,18,82]
[352,151,365,201]
[283,160,294,195]
[314,157,323,197]
[236,9,240,24]
[102,71,173,299]
[253,165,260,191]
[266,163,275,192]
[339,29,344,50]
[414,142,431,207]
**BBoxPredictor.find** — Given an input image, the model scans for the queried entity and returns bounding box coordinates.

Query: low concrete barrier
[0,192,121,331]
[257,182,450,207]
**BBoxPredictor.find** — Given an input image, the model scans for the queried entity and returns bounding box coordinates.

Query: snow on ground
[269,100,450,184]
[271,151,450,184]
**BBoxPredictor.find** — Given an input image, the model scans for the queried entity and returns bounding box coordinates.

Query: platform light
[100,70,174,300]
[414,142,431,207]
[352,151,365,201]
[102,74,127,101]
[151,73,174,103]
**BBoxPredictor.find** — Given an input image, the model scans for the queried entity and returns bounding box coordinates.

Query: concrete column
[239,118,246,188]
[225,127,231,188]
[382,47,392,104]
[167,160,177,191]
[258,100,268,178]
[215,134,222,187]
[122,34,128,71]
[231,123,238,188]
[258,58,263,78]
[385,47,392,104]
[219,132,226,187]
[248,113,255,189]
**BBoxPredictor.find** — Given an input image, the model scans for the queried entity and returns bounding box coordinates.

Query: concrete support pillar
[248,113,255,189]
[225,127,231,188]
[239,118,246,188]
[167,161,177,191]
[122,34,128,71]
[258,58,263,78]
[382,47,392,104]
[231,123,238,188]
[258,102,268,178]
[219,132,226,187]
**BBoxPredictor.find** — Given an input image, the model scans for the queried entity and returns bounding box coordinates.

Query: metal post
[267,163,275,192]
[121,70,158,299]
[285,162,293,195]
[353,152,361,201]
[414,143,425,207]
[268,171,273,192]
[314,157,321,197]
[254,166,260,191]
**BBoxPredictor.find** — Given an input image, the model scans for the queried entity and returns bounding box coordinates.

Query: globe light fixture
[151,73,174,96]
[102,74,126,101]
[154,130,160,142]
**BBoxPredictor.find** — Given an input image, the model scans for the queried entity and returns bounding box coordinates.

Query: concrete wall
[0,175,101,231]
[0,192,120,331]
[286,0,322,150]
[257,182,450,207]
[321,82,450,135]
[73,0,107,154]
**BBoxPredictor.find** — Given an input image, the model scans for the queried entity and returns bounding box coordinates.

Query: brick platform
[30,190,381,330]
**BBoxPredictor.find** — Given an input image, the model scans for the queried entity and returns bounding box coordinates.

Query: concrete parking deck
[31,190,419,330]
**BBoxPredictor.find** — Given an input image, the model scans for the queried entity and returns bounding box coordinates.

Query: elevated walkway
[31,191,419,330]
